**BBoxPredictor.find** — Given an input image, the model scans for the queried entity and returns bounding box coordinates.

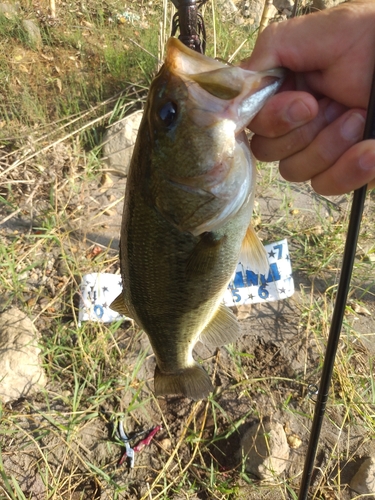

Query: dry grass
[1,1,375,499]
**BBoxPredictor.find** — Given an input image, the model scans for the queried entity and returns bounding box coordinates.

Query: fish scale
[111,38,285,400]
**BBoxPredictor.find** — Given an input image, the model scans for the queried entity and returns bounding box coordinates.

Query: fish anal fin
[109,293,130,316]
[154,364,213,401]
[239,225,269,276]
[186,232,226,276]
[199,303,241,347]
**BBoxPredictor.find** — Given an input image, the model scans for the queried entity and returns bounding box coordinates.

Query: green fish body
[111,38,284,400]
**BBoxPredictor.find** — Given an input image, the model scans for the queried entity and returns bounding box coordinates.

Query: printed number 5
[231,288,241,303]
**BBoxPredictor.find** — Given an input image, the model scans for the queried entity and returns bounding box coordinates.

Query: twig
[50,0,56,18]
[259,0,274,35]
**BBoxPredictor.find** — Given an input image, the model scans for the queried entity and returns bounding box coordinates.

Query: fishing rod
[297,64,375,499]
[170,0,208,53]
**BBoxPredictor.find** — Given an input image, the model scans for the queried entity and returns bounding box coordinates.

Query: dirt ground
[2,0,374,497]
[2,158,375,499]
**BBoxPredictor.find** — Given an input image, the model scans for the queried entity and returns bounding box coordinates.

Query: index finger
[249,90,318,137]
[241,2,372,72]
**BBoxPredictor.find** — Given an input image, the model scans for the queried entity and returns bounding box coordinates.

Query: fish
[111,37,284,400]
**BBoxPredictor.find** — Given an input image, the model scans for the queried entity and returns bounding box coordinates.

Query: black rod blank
[298,64,375,499]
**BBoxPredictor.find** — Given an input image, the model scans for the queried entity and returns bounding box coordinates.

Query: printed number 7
[273,244,283,259]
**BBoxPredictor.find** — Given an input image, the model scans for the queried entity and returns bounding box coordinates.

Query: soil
[2,163,375,499]
[0,0,374,495]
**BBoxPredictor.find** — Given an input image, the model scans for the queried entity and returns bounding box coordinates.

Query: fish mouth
[164,37,286,89]
[189,66,285,101]
[166,37,285,83]
[165,37,285,131]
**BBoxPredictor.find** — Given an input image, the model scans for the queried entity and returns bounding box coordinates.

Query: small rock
[22,19,42,49]
[240,419,290,480]
[56,255,69,276]
[238,0,274,28]
[273,0,294,13]
[27,296,38,308]
[0,2,20,18]
[0,307,47,403]
[103,208,116,217]
[350,302,372,317]
[312,0,340,10]
[235,304,252,321]
[350,457,375,497]
[287,433,302,450]
[99,173,114,192]
[102,111,143,176]
[218,0,237,17]
[159,438,172,451]
[38,297,50,309]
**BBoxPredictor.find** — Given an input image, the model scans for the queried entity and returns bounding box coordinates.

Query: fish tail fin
[154,364,214,401]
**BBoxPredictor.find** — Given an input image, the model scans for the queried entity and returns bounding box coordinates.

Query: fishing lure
[171,0,208,53]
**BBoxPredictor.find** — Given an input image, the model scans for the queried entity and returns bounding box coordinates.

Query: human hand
[242,1,375,195]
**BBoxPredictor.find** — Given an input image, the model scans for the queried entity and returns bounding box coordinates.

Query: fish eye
[158,101,178,127]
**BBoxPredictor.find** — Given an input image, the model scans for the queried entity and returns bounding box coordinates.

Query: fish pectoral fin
[154,364,213,401]
[186,232,226,276]
[239,225,269,276]
[199,303,241,347]
[109,293,130,316]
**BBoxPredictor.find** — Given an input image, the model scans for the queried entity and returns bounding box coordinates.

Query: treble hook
[170,0,208,54]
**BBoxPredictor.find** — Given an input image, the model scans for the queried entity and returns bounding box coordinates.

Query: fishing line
[298,63,375,500]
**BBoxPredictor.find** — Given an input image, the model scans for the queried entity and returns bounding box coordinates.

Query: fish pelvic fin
[109,293,130,316]
[154,364,213,400]
[199,303,241,347]
[239,225,269,276]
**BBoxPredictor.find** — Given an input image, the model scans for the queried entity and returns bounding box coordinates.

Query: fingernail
[341,113,365,141]
[359,149,375,170]
[287,99,312,124]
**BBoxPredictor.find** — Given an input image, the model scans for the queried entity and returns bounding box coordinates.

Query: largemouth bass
[111,38,284,400]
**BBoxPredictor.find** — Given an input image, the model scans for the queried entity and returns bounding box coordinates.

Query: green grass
[0,0,159,140]
[1,0,375,499]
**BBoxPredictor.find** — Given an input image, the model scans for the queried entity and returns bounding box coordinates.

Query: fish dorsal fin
[239,225,269,276]
[199,303,241,347]
[110,293,130,316]
[186,233,226,276]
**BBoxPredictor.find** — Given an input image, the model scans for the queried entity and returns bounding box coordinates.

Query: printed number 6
[258,286,269,300]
